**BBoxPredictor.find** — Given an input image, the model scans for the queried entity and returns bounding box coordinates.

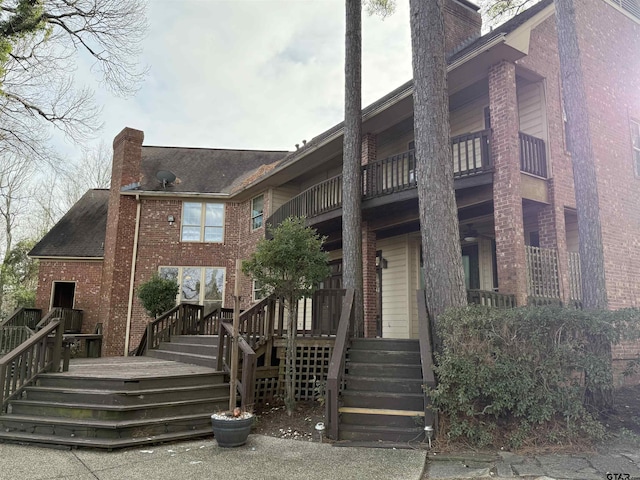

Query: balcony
[267,130,546,229]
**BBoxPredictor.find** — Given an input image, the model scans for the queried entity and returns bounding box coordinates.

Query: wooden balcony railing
[467,289,516,308]
[36,307,83,333]
[525,246,561,300]
[268,130,494,227]
[519,131,547,178]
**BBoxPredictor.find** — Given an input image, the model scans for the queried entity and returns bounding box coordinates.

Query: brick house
[30,0,640,367]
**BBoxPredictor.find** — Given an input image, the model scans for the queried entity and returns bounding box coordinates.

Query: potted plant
[211,407,254,448]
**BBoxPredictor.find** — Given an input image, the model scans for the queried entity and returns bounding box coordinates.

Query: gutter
[124,194,142,356]
[120,190,231,199]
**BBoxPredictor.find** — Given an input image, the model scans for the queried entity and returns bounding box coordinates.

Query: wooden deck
[61,356,219,378]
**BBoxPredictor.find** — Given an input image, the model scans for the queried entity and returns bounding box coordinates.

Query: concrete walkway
[1,433,639,479]
[0,435,426,480]
[426,437,640,479]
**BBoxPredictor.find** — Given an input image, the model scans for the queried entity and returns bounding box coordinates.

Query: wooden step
[171,335,218,345]
[0,427,214,450]
[24,383,228,405]
[344,375,423,394]
[158,341,218,357]
[145,349,218,368]
[346,362,422,379]
[349,338,420,352]
[9,397,228,421]
[0,412,214,440]
[348,349,421,365]
[338,424,425,443]
[37,371,224,390]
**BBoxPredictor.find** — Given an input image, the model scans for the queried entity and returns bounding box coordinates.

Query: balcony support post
[489,61,528,305]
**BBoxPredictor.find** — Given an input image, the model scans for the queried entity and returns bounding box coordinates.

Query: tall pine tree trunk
[409,0,467,323]
[554,0,611,410]
[343,0,364,337]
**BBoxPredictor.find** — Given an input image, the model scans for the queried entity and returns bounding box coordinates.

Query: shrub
[137,274,179,318]
[428,305,640,449]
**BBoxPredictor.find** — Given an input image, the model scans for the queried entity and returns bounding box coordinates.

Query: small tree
[242,217,330,415]
[137,274,179,319]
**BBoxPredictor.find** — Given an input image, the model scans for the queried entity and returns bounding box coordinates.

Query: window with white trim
[632,120,640,176]
[251,195,264,230]
[159,266,225,314]
[181,202,224,242]
[252,280,265,302]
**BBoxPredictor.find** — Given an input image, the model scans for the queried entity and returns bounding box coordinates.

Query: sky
[58,0,422,157]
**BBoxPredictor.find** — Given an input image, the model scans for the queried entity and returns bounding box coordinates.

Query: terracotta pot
[210,413,254,447]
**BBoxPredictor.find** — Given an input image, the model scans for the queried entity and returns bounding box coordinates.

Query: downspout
[124,193,142,356]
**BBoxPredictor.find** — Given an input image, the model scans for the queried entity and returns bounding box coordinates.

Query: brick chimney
[445,0,482,55]
[99,127,144,356]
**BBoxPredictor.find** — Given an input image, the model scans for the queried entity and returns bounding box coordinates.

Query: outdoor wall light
[167,215,175,226]
[376,257,388,269]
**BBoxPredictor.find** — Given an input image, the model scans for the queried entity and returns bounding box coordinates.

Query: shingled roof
[29,189,109,258]
[138,146,288,194]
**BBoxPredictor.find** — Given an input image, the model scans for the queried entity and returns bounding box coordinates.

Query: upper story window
[251,195,264,230]
[631,120,640,176]
[181,202,224,242]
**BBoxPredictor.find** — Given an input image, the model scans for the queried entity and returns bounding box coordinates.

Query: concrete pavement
[1,433,639,479]
[0,435,426,480]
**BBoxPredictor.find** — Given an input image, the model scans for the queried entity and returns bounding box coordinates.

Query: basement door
[51,281,76,309]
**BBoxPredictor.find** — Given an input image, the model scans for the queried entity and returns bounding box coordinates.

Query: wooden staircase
[337,338,426,444]
[0,354,228,449]
[145,335,218,368]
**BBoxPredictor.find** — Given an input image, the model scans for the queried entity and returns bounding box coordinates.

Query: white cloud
[55,0,415,157]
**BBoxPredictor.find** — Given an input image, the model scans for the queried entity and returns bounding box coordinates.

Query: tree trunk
[342,0,364,337]
[284,295,298,416]
[554,0,611,410]
[409,0,467,323]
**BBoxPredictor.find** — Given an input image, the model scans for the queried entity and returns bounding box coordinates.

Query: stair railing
[0,326,35,355]
[0,308,42,329]
[35,307,83,333]
[0,320,64,414]
[325,288,355,440]
[217,321,257,410]
[198,307,234,335]
[141,304,203,355]
[416,290,437,431]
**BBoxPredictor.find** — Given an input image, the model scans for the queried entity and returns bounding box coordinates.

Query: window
[251,195,264,230]
[609,0,640,20]
[159,266,225,314]
[631,120,640,176]
[181,202,224,242]
[252,280,265,302]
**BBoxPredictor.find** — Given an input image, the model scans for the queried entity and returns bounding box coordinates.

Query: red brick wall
[35,260,103,334]
[444,0,482,54]
[489,61,528,305]
[574,0,640,310]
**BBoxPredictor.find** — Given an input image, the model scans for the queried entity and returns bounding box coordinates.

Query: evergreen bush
[428,305,640,449]
[137,274,179,318]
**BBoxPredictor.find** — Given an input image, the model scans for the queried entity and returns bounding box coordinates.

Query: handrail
[325,288,355,440]
[198,307,234,335]
[416,290,436,431]
[0,326,34,355]
[0,308,41,329]
[0,320,64,413]
[217,321,257,410]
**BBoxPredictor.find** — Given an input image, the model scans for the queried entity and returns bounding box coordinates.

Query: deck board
[59,356,218,379]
